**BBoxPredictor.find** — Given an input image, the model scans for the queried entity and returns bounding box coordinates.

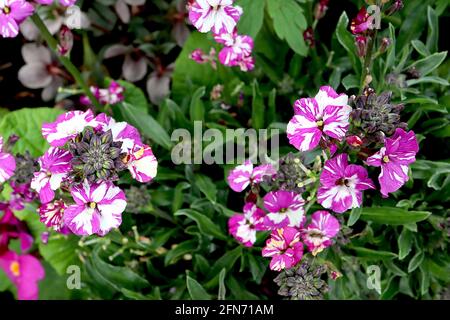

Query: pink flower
[0,0,34,38]
[31,147,72,204]
[42,110,96,147]
[64,180,127,236]
[346,135,363,148]
[125,144,158,183]
[227,160,276,192]
[318,154,375,213]
[228,202,266,247]
[366,128,418,197]
[39,200,70,234]
[0,205,33,254]
[188,0,242,34]
[214,30,253,66]
[9,182,36,210]
[81,81,125,106]
[35,0,77,7]
[237,55,254,72]
[0,136,16,183]
[287,86,351,151]
[302,210,340,255]
[262,227,303,271]
[94,113,143,153]
[0,251,45,300]
[189,48,217,69]
[263,190,305,229]
[350,7,371,35]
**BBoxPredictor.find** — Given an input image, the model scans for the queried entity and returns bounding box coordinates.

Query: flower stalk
[30,13,102,110]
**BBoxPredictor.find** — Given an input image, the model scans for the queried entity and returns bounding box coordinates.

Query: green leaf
[360,207,431,225]
[190,87,206,122]
[342,74,359,90]
[119,102,172,149]
[247,254,267,284]
[408,251,425,273]
[426,6,438,53]
[349,246,398,260]
[347,207,362,227]
[251,80,265,129]
[405,51,447,77]
[385,24,396,71]
[398,228,413,260]
[235,0,265,38]
[218,268,227,300]
[0,108,64,157]
[187,275,211,300]
[335,12,359,73]
[266,0,307,56]
[207,246,242,280]
[411,40,430,57]
[38,234,80,276]
[164,240,198,266]
[175,209,226,240]
[117,80,148,111]
[406,76,449,86]
[397,1,429,49]
[194,174,217,203]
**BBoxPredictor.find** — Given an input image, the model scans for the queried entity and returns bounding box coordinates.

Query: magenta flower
[0,251,45,300]
[350,7,371,35]
[35,0,77,7]
[262,227,303,271]
[214,30,253,66]
[189,47,217,69]
[263,190,305,229]
[0,136,16,183]
[64,180,127,236]
[237,55,254,72]
[188,0,242,34]
[9,181,36,211]
[302,211,340,255]
[318,154,375,213]
[346,135,363,148]
[228,202,266,247]
[0,205,33,254]
[42,110,95,147]
[31,147,72,204]
[0,0,34,38]
[81,81,125,106]
[287,86,351,151]
[125,144,158,183]
[227,160,276,192]
[39,199,70,234]
[366,128,419,197]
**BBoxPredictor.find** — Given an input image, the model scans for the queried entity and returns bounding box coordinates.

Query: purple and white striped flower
[228,202,266,247]
[125,144,158,183]
[64,180,127,236]
[366,128,418,197]
[80,81,125,106]
[302,210,340,255]
[317,154,375,213]
[227,160,276,192]
[38,199,70,234]
[287,86,351,151]
[188,0,242,34]
[263,190,305,229]
[94,113,143,153]
[0,0,34,38]
[0,137,16,183]
[31,147,72,204]
[262,227,304,271]
[214,30,253,66]
[42,110,95,147]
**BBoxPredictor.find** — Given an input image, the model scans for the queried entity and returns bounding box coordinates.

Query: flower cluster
[31,109,158,236]
[227,85,418,272]
[187,0,254,72]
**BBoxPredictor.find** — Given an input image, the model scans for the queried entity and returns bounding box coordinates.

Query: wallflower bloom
[350,7,371,34]
[0,251,45,300]
[228,202,266,247]
[125,144,158,183]
[42,109,95,147]
[39,199,70,234]
[214,30,253,66]
[80,81,125,106]
[189,48,217,69]
[366,128,418,197]
[0,205,33,254]
[318,154,375,213]
[64,180,127,236]
[31,147,72,204]
[0,136,16,183]
[262,227,303,271]
[302,211,340,255]
[287,86,351,151]
[188,0,242,34]
[227,160,276,192]
[263,190,305,228]
[0,0,34,38]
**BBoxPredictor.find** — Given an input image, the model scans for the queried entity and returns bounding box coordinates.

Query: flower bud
[356,35,367,57]
[379,37,391,53]
[57,26,74,57]
[346,135,363,148]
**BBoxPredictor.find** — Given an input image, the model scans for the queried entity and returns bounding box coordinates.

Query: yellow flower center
[383,155,390,163]
[3,6,11,14]
[316,120,324,127]
[10,261,20,277]
[89,202,97,209]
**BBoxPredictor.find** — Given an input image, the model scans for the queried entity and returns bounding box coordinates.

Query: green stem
[30,14,102,110]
